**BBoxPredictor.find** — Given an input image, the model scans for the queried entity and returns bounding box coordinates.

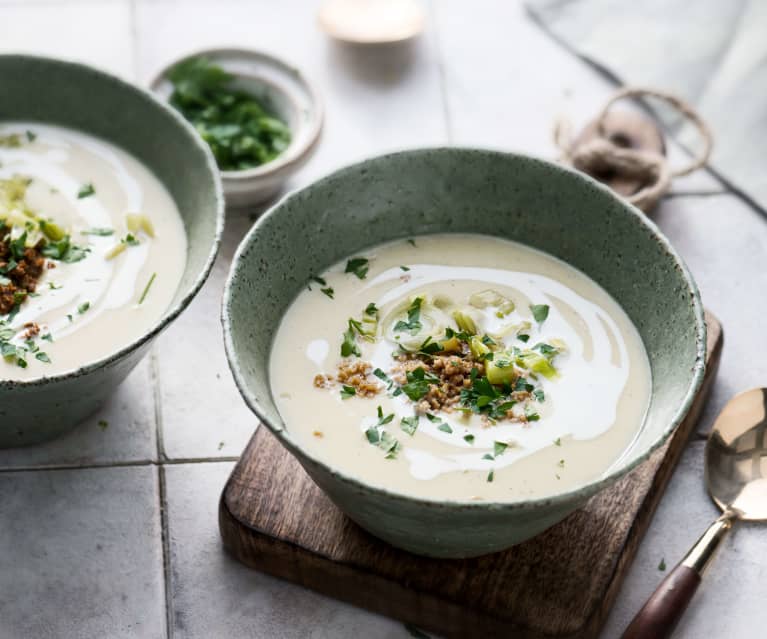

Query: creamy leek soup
[270,234,651,501]
[0,123,186,380]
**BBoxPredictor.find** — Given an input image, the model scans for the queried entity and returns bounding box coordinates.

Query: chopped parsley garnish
[401,366,438,401]
[41,333,53,342]
[530,304,550,323]
[35,351,51,363]
[558,459,565,468]
[518,334,530,343]
[400,265,410,271]
[365,406,399,458]
[82,227,114,236]
[345,257,369,279]
[482,453,495,461]
[533,388,545,402]
[122,233,140,247]
[460,370,516,420]
[486,470,494,482]
[41,235,90,263]
[400,415,419,436]
[534,342,557,356]
[393,296,423,335]
[463,433,475,444]
[341,319,362,357]
[77,301,90,314]
[77,183,96,199]
[493,441,508,456]
[320,286,334,299]
[340,385,356,399]
[514,377,534,393]
[98,419,109,430]
[658,558,667,571]
[168,56,291,171]
[26,130,37,142]
[554,437,562,446]
[364,302,378,316]
[406,239,417,247]
[437,422,452,434]
[525,409,540,422]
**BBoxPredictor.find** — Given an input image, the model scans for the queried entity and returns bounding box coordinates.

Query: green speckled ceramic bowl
[223,148,705,558]
[0,55,223,447]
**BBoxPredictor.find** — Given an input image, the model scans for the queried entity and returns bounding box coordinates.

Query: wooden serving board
[219,313,722,639]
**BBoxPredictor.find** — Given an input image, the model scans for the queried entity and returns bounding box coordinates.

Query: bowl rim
[0,53,225,389]
[148,46,324,183]
[222,146,707,511]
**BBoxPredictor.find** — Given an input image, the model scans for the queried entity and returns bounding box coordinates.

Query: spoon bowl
[706,387,767,520]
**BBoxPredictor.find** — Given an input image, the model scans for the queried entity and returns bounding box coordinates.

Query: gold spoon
[622,388,767,638]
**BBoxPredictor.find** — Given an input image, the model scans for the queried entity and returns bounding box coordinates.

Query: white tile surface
[0,465,166,639]
[432,0,723,194]
[0,358,158,469]
[164,461,411,638]
[602,440,767,638]
[0,0,135,79]
[654,193,767,435]
[155,213,258,460]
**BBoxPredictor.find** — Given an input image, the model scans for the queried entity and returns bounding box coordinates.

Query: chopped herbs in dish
[167,56,292,171]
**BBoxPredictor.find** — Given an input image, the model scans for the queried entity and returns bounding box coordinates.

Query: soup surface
[270,234,651,501]
[0,123,186,380]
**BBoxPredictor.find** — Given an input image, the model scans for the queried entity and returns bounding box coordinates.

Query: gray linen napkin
[527,0,767,210]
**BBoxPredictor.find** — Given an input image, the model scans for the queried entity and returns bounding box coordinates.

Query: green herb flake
[340,385,356,399]
[530,304,550,323]
[400,265,410,271]
[77,183,95,199]
[41,333,53,342]
[400,415,419,436]
[364,302,378,316]
[518,334,530,343]
[340,319,362,358]
[437,422,453,434]
[345,257,369,279]
[138,272,157,305]
[658,558,667,571]
[393,296,423,335]
[554,437,561,446]
[400,366,437,401]
[77,301,90,314]
[406,239,417,248]
[320,286,334,299]
[558,459,565,468]
[34,351,51,363]
[486,470,494,482]
[463,433,475,444]
[482,453,495,461]
[25,130,37,142]
[493,441,508,457]
[533,388,545,402]
[98,419,109,431]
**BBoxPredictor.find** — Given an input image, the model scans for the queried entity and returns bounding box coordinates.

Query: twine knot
[557,87,713,212]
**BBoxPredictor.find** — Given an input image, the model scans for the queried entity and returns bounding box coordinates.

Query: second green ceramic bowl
[0,55,223,447]
[223,148,706,557]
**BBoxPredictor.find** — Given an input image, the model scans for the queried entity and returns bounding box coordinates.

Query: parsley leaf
[401,366,438,401]
[320,286,334,299]
[530,304,550,323]
[340,385,356,399]
[345,257,369,279]
[493,441,508,456]
[400,415,419,436]
[341,319,362,357]
[393,296,423,335]
[77,183,95,199]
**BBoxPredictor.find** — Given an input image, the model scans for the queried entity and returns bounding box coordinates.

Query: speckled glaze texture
[223,148,706,557]
[0,55,223,447]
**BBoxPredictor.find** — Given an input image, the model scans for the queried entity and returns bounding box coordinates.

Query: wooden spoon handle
[621,516,733,639]
[621,564,701,639]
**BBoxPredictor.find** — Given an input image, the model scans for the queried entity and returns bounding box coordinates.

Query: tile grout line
[429,0,453,144]
[0,456,240,474]
[157,464,175,639]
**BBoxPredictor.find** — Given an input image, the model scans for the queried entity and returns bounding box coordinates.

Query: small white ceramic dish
[150,48,323,207]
